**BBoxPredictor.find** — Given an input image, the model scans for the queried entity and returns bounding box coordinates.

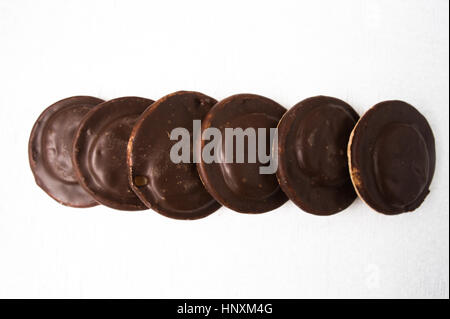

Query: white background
[0,0,448,298]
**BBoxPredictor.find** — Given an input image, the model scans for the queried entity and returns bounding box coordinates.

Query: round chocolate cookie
[277,96,359,215]
[29,96,104,207]
[348,100,435,215]
[197,93,288,214]
[73,97,153,211]
[128,91,221,220]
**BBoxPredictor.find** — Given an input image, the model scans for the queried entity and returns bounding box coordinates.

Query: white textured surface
[0,0,448,298]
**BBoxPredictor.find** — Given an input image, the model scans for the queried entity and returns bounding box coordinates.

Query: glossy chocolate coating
[197,94,288,214]
[277,96,359,215]
[128,91,221,219]
[29,96,103,207]
[348,100,435,214]
[73,97,153,211]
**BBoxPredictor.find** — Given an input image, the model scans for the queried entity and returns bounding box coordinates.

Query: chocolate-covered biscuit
[73,97,153,211]
[197,93,288,214]
[348,100,435,215]
[128,91,221,220]
[277,96,359,215]
[29,96,103,207]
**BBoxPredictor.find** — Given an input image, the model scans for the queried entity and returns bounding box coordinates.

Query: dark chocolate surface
[73,96,153,211]
[128,91,221,219]
[197,94,288,214]
[277,96,359,215]
[349,100,435,214]
[29,96,103,207]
